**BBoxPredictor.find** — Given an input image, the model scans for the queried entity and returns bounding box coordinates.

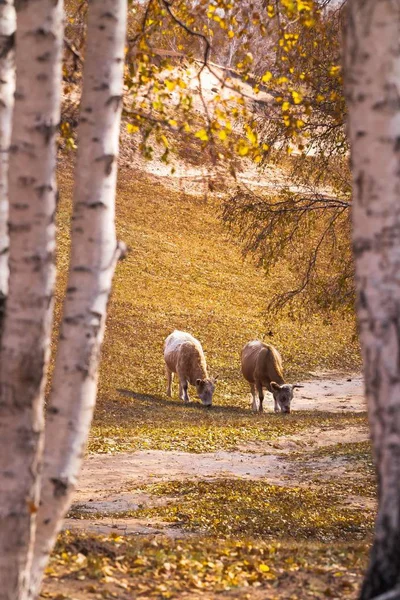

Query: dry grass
[52,158,362,455]
[56,159,359,395]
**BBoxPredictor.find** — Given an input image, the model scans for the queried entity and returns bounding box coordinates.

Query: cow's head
[195,376,218,406]
[270,382,303,413]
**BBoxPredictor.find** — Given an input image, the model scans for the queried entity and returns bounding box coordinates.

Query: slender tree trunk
[0,0,63,597]
[28,1,127,597]
[343,2,400,599]
[0,0,15,333]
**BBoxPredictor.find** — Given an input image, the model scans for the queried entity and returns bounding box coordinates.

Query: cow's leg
[178,375,190,402]
[166,366,173,397]
[182,380,190,403]
[256,382,264,413]
[273,397,279,413]
[250,383,258,412]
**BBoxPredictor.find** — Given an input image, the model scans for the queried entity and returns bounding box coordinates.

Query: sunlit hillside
[56,157,360,415]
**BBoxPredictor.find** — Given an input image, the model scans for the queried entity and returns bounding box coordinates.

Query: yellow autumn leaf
[292,90,303,104]
[195,129,209,141]
[282,101,290,112]
[126,123,139,134]
[259,564,270,572]
[218,130,228,141]
[237,142,250,156]
[165,80,177,91]
[262,71,273,83]
[245,126,257,145]
[228,30,234,38]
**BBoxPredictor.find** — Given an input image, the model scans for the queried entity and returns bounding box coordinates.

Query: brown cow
[241,340,302,413]
[164,330,217,406]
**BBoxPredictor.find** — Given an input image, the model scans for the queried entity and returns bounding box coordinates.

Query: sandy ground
[64,375,369,536]
[295,373,365,412]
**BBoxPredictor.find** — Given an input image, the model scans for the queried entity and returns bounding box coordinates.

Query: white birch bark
[343,2,400,599]
[0,0,15,329]
[28,1,127,597]
[0,0,63,598]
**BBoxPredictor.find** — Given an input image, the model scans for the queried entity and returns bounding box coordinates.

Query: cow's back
[164,330,204,373]
[255,345,284,385]
[241,341,266,383]
[241,341,284,385]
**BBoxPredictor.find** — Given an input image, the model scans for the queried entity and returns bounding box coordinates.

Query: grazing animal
[241,340,302,413]
[164,330,217,406]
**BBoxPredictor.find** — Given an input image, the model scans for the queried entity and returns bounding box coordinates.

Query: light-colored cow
[241,340,302,413]
[164,330,217,406]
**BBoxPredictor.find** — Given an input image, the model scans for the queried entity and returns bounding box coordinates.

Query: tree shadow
[116,388,251,416]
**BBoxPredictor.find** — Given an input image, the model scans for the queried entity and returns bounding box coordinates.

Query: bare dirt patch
[295,373,365,412]
[65,375,370,536]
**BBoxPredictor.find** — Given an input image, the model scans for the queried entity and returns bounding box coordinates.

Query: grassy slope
[49,161,369,599]
[55,160,361,453]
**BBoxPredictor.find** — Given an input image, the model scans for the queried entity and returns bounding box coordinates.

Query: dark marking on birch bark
[95,153,115,175]
[35,184,53,198]
[73,265,91,272]
[29,28,56,41]
[8,222,31,233]
[87,201,106,209]
[355,171,364,201]
[353,237,371,256]
[0,382,16,406]
[16,427,40,451]
[18,175,37,186]
[37,51,51,63]
[106,95,122,111]
[93,82,109,91]
[47,406,59,415]
[35,123,58,144]
[100,11,118,21]
[372,84,400,113]
[50,478,68,498]
[66,286,77,293]
[0,291,6,339]
[64,314,84,325]
[0,32,14,59]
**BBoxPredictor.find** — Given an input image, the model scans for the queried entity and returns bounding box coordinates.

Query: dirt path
[64,375,369,536]
[295,374,365,412]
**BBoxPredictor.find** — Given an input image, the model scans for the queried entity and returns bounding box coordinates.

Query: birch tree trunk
[343,2,400,599]
[0,0,63,598]
[0,0,15,332]
[28,1,127,597]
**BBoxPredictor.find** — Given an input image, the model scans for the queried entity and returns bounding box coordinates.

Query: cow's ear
[271,382,280,391]
[196,378,202,386]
